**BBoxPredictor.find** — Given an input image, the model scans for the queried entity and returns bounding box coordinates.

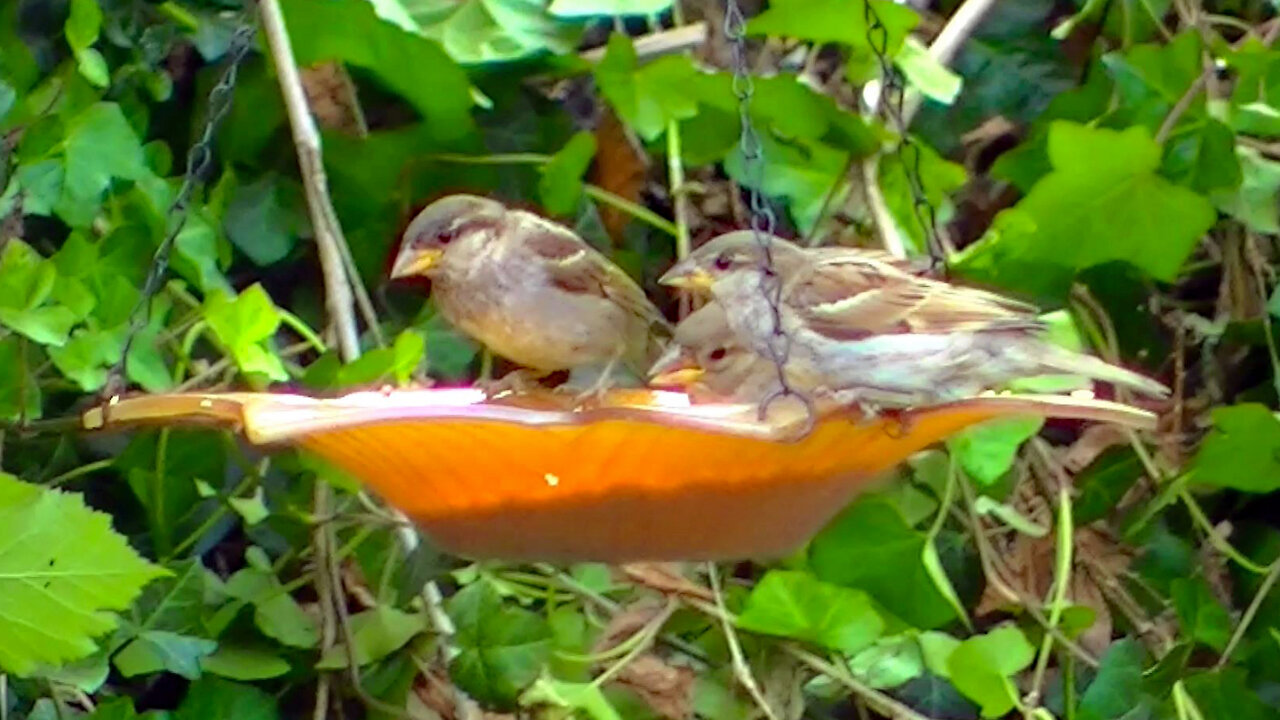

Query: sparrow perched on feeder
[390,195,670,394]
[648,302,785,403]
[659,232,1170,405]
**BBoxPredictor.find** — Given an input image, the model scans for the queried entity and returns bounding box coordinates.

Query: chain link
[863,0,946,269]
[107,22,257,397]
[724,0,815,424]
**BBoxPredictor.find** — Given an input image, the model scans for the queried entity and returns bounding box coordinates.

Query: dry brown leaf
[594,599,669,654]
[620,563,714,601]
[1060,424,1129,473]
[612,653,695,720]
[301,61,367,136]
[591,106,649,243]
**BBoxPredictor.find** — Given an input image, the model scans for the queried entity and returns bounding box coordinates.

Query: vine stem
[1217,558,1280,668]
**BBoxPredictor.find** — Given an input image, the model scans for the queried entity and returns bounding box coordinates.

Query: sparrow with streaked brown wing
[390,195,670,394]
[659,232,1169,406]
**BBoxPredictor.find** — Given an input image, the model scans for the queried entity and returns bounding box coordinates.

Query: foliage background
[3,0,1280,718]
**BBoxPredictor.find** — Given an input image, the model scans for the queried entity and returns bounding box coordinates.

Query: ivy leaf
[895,37,962,105]
[725,133,849,235]
[448,581,552,707]
[0,240,77,346]
[316,607,428,669]
[1076,639,1144,720]
[223,563,320,649]
[1190,404,1280,493]
[113,631,218,680]
[946,625,1035,718]
[1214,146,1280,233]
[1162,119,1241,194]
[57,103,149,227]
[199,645,291,681]
[521,675,623,720]
[594,35,715,141]
[879,142,967,254]
[282,0,477,142]
[539,131,597,217]
[173,677,281,720]
[203,285,288,382]
[946,417,1044,486]
[954,122,1217,298]
[1176,669,1271,720]
[548,0,672,16]
[1170,579,1231,651]
[407,0,582,64]
[0,337,41,422]
[810,496,958,629]
[737,570,884,654]
[745,0,918,82]
[223,172,310,266]
[1102,31,1202,132]
[65,0,108,87]
[0,474,167,675]
[47,327,127,391]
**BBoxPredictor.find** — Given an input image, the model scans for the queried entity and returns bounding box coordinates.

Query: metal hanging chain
[863,1,947,270]
[723,0,814,425]
[107,22,258,398]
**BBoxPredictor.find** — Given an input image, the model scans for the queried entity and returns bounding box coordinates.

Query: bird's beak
[389,247,444,279]
[659,260,715,290]
[647,346,706,388]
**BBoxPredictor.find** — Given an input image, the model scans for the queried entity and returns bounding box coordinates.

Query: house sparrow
[390,195,670,393]
[647,302,786,403]
[659,232,1169,405]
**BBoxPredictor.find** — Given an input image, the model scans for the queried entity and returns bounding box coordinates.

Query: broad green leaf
[421,308,480,379]
[227,487,269,526]
[725,133,850,235]
[946,416,1044,486]
[173,677,281,720]
[199,645,290,681]
[114,631,218,680]
[1215,146,1280,233]
[65,0,102,51]
[810,496,958,628]
[1190,404,1280,492]
[407,0,581,64]
[87,698,139,720]
[0,337,43,422]
[878,141,967,253]
[172,214,232,295]
[282,0,477,141]
[918,631,961,677]
[745,0,918,82]
[316,607,429,668]
[1162,119,1241,194]
[737,570,884,654]
[539,131,597,217]
[521,675,623,720]
[1170,579,1231,651]
[594,35,712,141]
[223,172,310,266]
[128,559,225,636]
[1176,669,1271,720]
[1102,32,1202,132]
[954,122,1217,298]
[16,160,64,215]
[1077,640,1142,720]
[895,37,962,105]
[58,103,150,227]
[1075,447,1143,524]
[203,285,288,382]
[47,327,126,391]
[0,240,77,346]
[1223,38,1280,137]
[0,474,167,675]
[35,652,111,694]
[946,625,1035,718]
[848,634,924,689]
[448,581,552,707]
[549,0,672,15]
[223,565,320,649]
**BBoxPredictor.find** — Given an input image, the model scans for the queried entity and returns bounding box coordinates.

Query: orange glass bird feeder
[83,388,1155,562]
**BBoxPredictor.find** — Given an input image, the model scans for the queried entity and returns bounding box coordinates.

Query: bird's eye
[708,347,727,362]
[437,228,458,245]
[713,252,733,271]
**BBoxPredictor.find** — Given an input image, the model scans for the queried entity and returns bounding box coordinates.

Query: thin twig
[260,0,360,360]
[1217,559,1280,668]
[1155,70,1210,145]
[901,0,1003,127]
[706,563,780,720]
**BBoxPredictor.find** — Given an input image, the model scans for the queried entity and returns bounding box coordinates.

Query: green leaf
[1177,669,1271,720]
[223,173,310,266]
[745,0,918,82]
[0,474,167,675]
[1077,638,1144,720]
[847,634,924,689]
[448,581,553,707]
[878,141,967,253]
[594,35,711,141]
[0,337,41,422]
[548,0,672,16]
[895,37,962,105]
[1102,31,1202,132]
[199,645,290,681]
[282,0,477,142]
[1170,579,1232,651]
[316,607,428,668]
[128,559,225,636]
[736,570,884,654]
[954,122,1217,298]
[521,675,623,720]
[203,285,288,382]
[58,103,150,227]
[539,131,597,217]
[810,496,958,628]
[947,416,1044,486]
[86,698,139,720]
[725,133,850,235]
[946,625,1035,718]
[1190,403,1280,492]
[1215,146,1280,233]
[227,487,269,526]
[408,0,582,64]
[0,240,77,346]
[65,0,103,50]
[1162,119,1241,194]
[114,631,218,680]
[223,565,320,649]
[173,677,281,720]
[47,327,127,391]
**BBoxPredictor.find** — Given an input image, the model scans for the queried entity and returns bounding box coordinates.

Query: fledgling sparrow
[647,302,787,403]
[390,195,670,393]
[659,232,1169,406]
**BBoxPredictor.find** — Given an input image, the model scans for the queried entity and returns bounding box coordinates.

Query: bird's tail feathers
[1037,345,1170,398]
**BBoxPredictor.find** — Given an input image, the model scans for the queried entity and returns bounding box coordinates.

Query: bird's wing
[790,253,1042,339]
[516,212,671,331]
